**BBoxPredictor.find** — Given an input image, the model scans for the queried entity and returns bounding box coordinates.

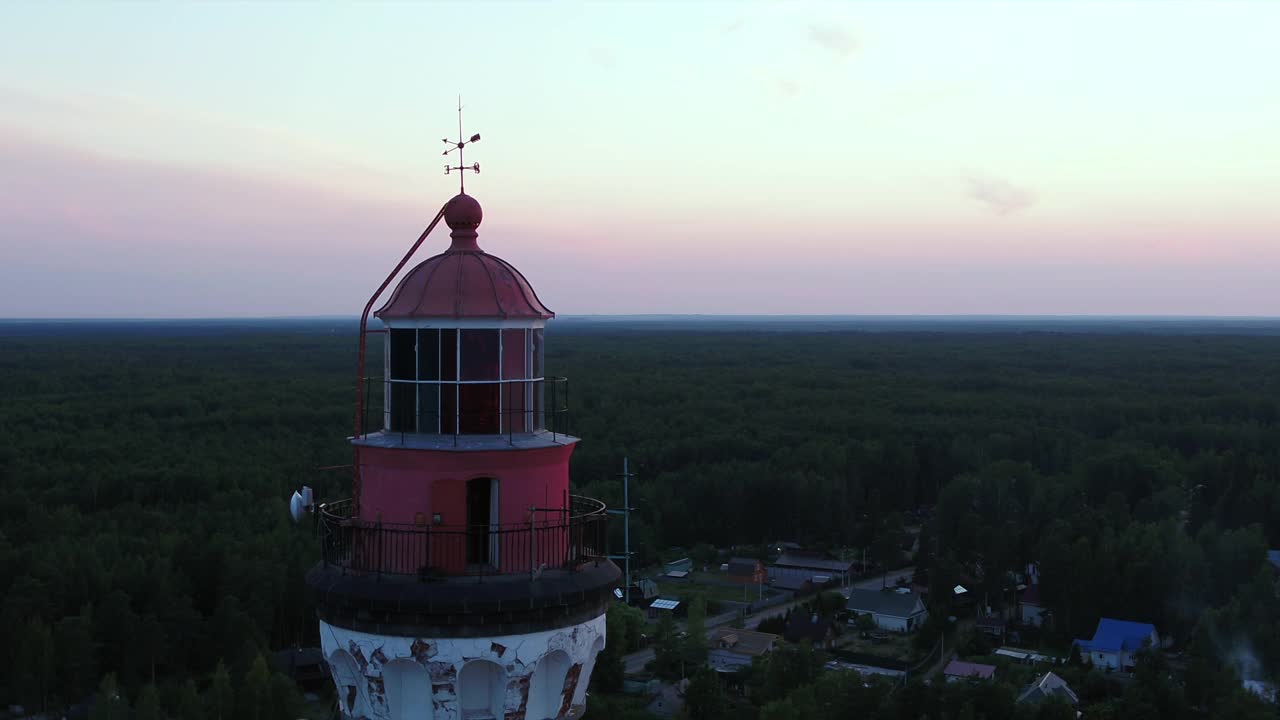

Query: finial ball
[445,193,483,230]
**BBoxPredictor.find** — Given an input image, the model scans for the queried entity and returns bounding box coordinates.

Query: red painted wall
[356,443,576,527]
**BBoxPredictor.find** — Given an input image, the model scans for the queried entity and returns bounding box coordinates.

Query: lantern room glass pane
[501,329,527,379]
[389,330,416,380]
[504,381,527,433]
[417,329,440,381]
[388,330,416,431]
[441,329,458,382]
[532,329,545,429]
[441,328,458,434]
[460,329,500,381]
[460,383,500,434]
[532,329,544,378]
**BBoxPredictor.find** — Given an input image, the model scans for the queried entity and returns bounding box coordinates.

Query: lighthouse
[305,116,620,720]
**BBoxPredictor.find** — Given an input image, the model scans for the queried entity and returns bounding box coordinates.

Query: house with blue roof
[1073,618,1159,670]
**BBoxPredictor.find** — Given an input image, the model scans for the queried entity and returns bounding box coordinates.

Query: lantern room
[370,193,561,438]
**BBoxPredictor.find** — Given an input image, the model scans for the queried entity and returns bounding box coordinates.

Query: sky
[0,1,1277,317]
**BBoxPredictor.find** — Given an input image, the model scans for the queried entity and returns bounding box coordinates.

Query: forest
[1,318,1279,718]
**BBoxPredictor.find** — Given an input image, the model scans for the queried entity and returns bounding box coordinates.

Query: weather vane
[443,96,480,193]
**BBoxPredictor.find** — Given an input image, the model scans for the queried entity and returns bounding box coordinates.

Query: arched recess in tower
[384,659,433,720]
[328,649,366,718]
[458,659,506,719]
[527,650,572,719]
[574,637,606,708]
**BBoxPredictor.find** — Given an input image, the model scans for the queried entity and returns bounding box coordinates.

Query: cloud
[964,176,1037,215]
[771,76,801,97]
[0,127,428,316]
[809,23,858,59]
[587,47,615,69]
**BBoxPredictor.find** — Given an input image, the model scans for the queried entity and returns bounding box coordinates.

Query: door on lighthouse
[466,477,498,568]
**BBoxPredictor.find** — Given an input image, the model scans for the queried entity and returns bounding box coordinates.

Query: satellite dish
[289,486,314,523]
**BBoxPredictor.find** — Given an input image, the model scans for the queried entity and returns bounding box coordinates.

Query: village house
[944,660,997,683]
[1017,671,1079,706]
[1073,618,1159,670]
[1020,583,1046,627]
[774,551,854,585]
[707,627,779,673]
[976,613,1006,640]
[845,588,928,632]
[769,573,816,596]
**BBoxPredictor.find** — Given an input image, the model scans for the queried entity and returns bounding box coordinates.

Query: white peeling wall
[319,613,606,720]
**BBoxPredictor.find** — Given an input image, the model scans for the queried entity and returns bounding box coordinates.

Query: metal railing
[359,376,571,442]
[317,495,608,580]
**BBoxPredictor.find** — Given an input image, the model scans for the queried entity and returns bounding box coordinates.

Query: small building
[774,552,854,584]
[944,660,997,683]
[1020,583,1046,627]
[625,577,660,605]
[995,647,1059,665]
[727,557,767,585]
[1073,618,1159,670]
[845,588,928,633]
[707,627,779,673]
[648,597,681,621]
[785,613,836,649]
[665,558,692,574]
[1017,671,1079,706]
[272,646,329,689]
[770,573,816,595]
[976,614,1006,640]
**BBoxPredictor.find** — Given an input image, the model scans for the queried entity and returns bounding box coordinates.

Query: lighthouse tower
[307,122,619,720]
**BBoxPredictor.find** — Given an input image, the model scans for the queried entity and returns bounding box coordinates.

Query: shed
[726,557,767,585]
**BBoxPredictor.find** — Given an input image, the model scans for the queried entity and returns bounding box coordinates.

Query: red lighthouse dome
[375,194,553,321]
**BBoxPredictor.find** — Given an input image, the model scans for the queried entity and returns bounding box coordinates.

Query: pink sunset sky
[1,1,1277,317]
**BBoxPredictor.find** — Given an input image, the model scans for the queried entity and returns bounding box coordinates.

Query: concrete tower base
[320,613,606,720]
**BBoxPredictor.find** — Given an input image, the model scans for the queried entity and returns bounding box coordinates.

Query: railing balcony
[358,375,571,443]
[316,495,608,581]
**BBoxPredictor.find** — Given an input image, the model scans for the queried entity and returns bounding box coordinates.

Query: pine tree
[89,673,130,720]
[241,654,271,720]
[135,683,162,720]
[173,678,202,720]
[207,660,235,720]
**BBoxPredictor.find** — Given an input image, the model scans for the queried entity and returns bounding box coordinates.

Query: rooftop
[1017,671,1079,705]
[944,660,996,680]
[845,588,926,618]
[708,627,778,657]
[775,552,853,573]
[375,194,553,322]
[1074,618,1157,654]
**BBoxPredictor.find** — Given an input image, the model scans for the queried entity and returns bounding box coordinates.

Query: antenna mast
[607,457,636,604]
